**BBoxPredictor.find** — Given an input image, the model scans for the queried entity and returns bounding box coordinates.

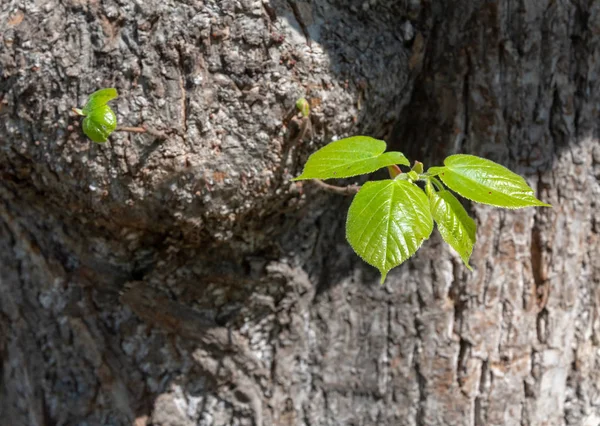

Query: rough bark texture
[1,0,599,425]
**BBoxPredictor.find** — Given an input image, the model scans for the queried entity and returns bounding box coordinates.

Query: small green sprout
[73,88,118,143]
[296,98,310,117]
[294,136,551,282]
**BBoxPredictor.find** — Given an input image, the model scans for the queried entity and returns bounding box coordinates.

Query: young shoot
[294,136,551,283]
[73,88,118,143]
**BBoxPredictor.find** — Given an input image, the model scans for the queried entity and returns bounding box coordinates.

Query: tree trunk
[1,0,599,425]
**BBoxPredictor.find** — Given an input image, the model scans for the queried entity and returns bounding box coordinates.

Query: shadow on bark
[1,0,600,425]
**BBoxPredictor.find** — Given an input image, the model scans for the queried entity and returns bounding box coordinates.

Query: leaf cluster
[294,136,551,282]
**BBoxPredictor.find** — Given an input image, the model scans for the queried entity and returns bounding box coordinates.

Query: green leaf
[429,190,476,270]
[293,136,410,181]
[435,154,551,208]
[82,105,117,143]
[82,88,118,115]
[346,180,433,283]
[426,166,444,177]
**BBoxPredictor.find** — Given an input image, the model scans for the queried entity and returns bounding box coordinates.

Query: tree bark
[1,1,599,425]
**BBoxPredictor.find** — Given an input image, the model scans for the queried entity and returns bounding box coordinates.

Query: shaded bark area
[1,1,599,426]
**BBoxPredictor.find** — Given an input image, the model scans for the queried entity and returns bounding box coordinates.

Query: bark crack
[474,359,489,426]
[456,337,472,396]
[413,290,427,426]
[413,338,427,426]
[461,50,471,153]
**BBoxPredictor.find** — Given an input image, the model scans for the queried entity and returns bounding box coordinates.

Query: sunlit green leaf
[426,166,444,177]
[293,136,410,181]
[82,88,118,115]
[83,105,117,143]
[435,154,551,208]
[346,180,433,283]
[429,190,476,270]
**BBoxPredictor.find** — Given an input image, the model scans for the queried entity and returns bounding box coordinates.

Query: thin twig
[116,126,146,133]
[116,126,168,140]
[312,179,360,196]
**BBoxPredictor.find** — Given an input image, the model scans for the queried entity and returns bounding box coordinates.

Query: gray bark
[1,0,599,425]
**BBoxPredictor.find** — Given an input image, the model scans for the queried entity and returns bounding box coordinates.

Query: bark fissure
[473,359,489,426]
[413,336,427,426]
